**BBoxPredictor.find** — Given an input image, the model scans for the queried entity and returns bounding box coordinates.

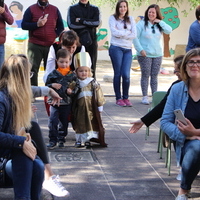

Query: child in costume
[72,52,107,148]
[46,49,79,149]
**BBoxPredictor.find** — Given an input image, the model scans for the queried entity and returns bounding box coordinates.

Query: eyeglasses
[151,25,155,34]
[186,60,200,67]
[174,70,180,74]
[30,72,34,78]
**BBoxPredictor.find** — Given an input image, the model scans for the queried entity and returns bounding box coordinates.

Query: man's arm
[67,5,100,29]
[21,7,38,31]
[55,9,64,37]
[1,4,14,25]
[79,6,100,28]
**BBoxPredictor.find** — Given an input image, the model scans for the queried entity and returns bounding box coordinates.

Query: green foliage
[71,0,199,12]
[71,0,150,9]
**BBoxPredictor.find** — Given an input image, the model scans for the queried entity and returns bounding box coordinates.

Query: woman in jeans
[109,0,136,107]
[0,54,44,199]
[133,4,172,105]
[161,48,200,200]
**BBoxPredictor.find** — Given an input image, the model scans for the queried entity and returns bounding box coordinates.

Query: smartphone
[174,109,187,125]
[0,0,4,7]
[44,14,49,18]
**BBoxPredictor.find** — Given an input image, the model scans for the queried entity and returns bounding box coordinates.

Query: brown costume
[72,79,107,147]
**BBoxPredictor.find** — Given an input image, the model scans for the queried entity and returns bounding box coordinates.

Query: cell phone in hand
[44,14,49,18]
[174,109,187,125]
[0,0,4,7]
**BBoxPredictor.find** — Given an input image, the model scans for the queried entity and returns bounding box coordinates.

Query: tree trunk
[163,33,170,57]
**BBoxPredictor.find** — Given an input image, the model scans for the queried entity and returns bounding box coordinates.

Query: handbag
[0,157,13,188]
[79,29,92,47]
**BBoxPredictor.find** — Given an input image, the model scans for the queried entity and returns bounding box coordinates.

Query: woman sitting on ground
[0,54,44,199]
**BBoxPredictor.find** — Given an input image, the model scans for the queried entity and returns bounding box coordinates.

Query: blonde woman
[0,54,44,199]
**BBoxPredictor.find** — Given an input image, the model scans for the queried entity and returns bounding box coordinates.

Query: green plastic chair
[145,91,167,140]
[145,91,167,158]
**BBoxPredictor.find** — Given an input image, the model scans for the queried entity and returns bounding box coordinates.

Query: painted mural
[4,0,190,59]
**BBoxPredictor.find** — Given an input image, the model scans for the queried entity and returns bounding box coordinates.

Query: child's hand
[31,104,38,113]
[52,83,62,90]
[66,88,72,95]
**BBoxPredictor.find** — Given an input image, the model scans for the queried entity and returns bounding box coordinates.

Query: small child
[72,52,107,148]
[46,49,79,149]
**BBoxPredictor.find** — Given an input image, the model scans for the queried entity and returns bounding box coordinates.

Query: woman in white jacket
[109,0,136,107]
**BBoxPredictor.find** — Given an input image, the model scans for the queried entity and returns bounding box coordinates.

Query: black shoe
[85,142,91,149]
[74,142,81,148]
[58,141,64,148]
[47,142,57,149]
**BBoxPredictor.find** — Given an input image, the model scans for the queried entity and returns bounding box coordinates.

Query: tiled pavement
[1,59,200,200]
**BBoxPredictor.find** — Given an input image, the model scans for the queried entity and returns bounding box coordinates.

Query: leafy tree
[71,0,199,13]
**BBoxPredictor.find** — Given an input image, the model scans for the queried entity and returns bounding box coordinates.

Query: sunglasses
[124,20,127,29]
[151,25,155,34]
[30,72,34,78]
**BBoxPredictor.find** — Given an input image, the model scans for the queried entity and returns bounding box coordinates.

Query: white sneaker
[176,169,182,181]
[141,96,149,105]
[43,175,70,197]
[175,194,188,200]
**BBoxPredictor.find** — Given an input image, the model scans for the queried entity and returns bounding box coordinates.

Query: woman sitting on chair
[161,48,200,200]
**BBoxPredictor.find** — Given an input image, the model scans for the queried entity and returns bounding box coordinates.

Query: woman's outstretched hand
[129,119,144,133]
[49,88,62,106]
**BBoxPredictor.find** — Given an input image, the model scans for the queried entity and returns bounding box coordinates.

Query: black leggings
[29,121,49,164]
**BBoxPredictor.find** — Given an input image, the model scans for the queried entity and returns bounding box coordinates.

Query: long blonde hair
[0,54,32,133]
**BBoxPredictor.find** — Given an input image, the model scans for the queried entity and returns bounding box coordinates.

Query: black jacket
[141,80,181,127]
[45,70,79,105]
[67,1,100,41]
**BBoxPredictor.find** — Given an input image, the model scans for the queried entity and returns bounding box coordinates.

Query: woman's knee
[33,158,44,180]
[186,140,200,156]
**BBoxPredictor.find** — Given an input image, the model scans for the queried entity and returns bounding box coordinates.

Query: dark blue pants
[48,105,71,143]
[6,150,44,200]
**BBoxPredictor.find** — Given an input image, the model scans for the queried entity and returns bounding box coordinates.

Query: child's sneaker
[85,142,91,149]
[47,142,57,149]
[74,142,82,148]
[123,99,133,107]
[43,175,70,197]
[58,141,64,148]
[116,99,126,107]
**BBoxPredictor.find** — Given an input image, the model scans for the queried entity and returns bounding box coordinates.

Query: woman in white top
[109,0,136,107]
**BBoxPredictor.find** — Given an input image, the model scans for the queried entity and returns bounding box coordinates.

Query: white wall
[5,0,196,60]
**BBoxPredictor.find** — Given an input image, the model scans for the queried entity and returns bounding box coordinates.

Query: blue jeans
[180,140,200,190]
[5,150,44,200]
[49,105,71,143]
[109,45,132,100]
[0,44,5,68]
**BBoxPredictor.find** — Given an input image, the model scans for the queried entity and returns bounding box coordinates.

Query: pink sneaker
[116,99,126,107]
[123,99,133,107]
